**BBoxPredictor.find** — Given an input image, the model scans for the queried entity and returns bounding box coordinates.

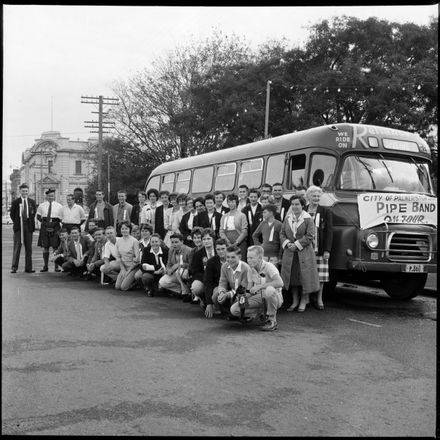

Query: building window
[48,160,53,174]
[75,160,82,175]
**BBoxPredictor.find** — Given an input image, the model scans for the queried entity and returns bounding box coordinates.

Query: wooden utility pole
[81,95,118,190]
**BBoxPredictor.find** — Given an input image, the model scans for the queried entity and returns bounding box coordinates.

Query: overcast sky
[2,5,438,178]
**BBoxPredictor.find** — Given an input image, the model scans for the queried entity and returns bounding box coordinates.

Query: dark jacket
[10,197,37,233]
[193,210,223,238]
[190,247,216,282]
[241,203,263,245]
[305,204,333,255]
[87,200,114,229]
[154,204,170,240]
[140,245,169,273]
[90,240,107,266]
[203,255,223,305]
[65,237,91,262]
[215,205,230,215]
[179,211,197,246]
[277,197,291,223]
[130,204,143,226]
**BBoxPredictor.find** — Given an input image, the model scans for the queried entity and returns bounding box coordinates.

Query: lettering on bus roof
[351,125,416,149]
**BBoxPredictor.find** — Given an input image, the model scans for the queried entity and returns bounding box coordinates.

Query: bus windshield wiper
[378,153,394,183]
[355,157,376,189]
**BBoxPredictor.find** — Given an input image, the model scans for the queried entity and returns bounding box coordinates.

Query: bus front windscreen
[338,154,433,194]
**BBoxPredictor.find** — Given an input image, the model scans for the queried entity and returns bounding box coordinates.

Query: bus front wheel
[381,273,427,300]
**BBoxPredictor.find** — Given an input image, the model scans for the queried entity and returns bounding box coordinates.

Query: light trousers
[230,286,283,320]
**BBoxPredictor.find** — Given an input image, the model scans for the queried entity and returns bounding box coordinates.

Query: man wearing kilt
[36,188,63,272]
[305,185,333,310]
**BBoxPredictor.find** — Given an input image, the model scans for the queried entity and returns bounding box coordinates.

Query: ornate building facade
[18,131,97,205]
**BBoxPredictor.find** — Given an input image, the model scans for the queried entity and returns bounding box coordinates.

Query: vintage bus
[145,123,437,299]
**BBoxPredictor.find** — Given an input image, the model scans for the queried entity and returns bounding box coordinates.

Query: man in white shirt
[215,245,251,317]
[230,245,284,331]
[100,226,121,283]
[61,194,86,233]
[238,184,250,211]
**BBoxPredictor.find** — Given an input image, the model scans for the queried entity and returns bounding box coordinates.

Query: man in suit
[50,228,70,271]
[113,189,133,237]
[193,193,223,238]
[85,227,107,279]
[272,182,291,222]
[86,189,114,231]
[154,190,171,240]
[241,188,263,246]
[61,226,91,276]
[189,228,217,303]
[201,238,228,318]
[10,183,37,273]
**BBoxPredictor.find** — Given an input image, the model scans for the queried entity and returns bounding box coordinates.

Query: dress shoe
[55,268,61,272]
[25,270,35,273]
[40,267,48,272]
[10,269,17,274]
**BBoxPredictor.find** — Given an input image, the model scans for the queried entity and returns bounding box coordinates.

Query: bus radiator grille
[386,233,431,262]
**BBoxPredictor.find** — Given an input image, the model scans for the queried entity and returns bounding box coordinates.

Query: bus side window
[175,170,191,194]
[309,154,337,188]
[238,158,263,188]
[265,154,285,186]
[215,163,236,192]
[161,173,175,192]
[192,166,213,194]
[290,154,306,190]
[147,175,160,192]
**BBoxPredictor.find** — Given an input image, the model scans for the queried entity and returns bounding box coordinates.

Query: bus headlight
[365,233,379,249]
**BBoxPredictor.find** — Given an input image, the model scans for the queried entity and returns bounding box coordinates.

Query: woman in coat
[280,195,320,312]
[305,185,334,310]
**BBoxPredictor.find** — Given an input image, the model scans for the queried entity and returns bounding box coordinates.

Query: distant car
[2,215,12,225]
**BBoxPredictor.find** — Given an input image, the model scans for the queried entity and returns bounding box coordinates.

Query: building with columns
[18,131,97,206]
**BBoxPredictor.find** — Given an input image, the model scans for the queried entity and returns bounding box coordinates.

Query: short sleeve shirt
[248,261,282,293]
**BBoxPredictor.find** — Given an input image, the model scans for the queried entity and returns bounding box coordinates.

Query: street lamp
[264,80,272,139]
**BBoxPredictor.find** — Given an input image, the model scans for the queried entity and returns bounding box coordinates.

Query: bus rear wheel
[381,273,427,300]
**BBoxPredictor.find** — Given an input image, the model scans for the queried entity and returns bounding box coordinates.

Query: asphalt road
[1,225,437,436]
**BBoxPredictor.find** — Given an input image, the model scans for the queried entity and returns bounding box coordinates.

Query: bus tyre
[381,273,427,300]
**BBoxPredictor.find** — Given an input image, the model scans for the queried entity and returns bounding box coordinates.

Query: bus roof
[150,123,427,176]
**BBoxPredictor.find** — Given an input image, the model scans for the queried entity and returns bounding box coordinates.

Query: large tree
[110,30,253,164]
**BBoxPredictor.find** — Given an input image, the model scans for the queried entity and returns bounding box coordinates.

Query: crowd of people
[10,182,333,332]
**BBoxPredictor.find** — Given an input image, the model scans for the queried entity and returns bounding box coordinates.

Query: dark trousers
[62,261,86,275]
[54,255,66,267]
[12,226,33,271]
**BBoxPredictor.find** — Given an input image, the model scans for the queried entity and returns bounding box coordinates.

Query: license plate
[404,264,426,273]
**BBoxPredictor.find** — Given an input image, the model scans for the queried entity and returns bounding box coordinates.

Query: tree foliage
[104,16,437,195]
[85,138,153,206]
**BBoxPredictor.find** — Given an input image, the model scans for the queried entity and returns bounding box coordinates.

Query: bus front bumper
[346,260,437,273]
